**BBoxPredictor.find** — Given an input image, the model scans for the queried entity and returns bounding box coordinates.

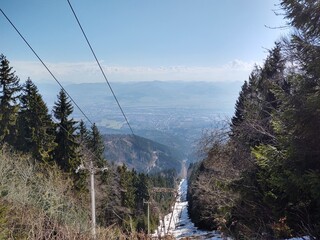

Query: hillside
[103,134,184,173]
[37,81,242,163]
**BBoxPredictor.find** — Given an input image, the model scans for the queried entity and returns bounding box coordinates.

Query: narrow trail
[153,179,310,240]
[154,179,224,239]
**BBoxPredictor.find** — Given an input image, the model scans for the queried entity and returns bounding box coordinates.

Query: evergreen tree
[188,2,320,238]
[16,78,56,162]
[232,44,285,149]
[135,173,150,210]
[78,120,89,144]
[231,80,249,129]
[87,123,105,168]
[118,165,136,210]
[0,54,21,145]
[281,0,320,39]
[98,164,123,227]
[73,120,90,192]
[52,89,79,172]
[281,1,320,79]
[222,45,287,238]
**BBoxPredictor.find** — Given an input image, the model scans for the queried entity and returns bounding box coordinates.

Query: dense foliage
[0,55,177,238]
[188,0,320,239]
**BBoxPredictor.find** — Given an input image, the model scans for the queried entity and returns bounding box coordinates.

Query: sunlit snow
[154,179,224,239]
[153,179,310,240]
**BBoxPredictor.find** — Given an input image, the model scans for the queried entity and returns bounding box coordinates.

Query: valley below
[38,80,241,169]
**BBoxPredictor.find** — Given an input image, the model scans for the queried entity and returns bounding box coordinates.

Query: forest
[0,54,177,238]
[2,0,320,239]
[188,1,320,239]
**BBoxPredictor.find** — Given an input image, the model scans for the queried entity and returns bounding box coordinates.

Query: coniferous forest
[0,53,177,238]
[188,1,320,239]
[2,0,320,239]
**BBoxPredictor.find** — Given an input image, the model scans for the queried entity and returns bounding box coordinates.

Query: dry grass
[0,145,175,239]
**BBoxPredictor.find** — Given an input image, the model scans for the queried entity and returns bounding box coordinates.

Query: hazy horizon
[2,1,288,85]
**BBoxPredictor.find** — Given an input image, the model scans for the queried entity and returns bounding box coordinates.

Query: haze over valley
[38,80,243,164]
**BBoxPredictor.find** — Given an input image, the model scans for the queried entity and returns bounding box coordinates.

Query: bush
[0,145,91,238]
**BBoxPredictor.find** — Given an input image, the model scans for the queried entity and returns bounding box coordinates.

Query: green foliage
[0,54,21,145]
[88,123,105,168]
[96,162,175,234]
[231,80,249,130]
[281,0,320,38]
[52,89,80,173]
[0,54,178,238]
[189,27,320,237]
[118,165,136,209]
[16,78,56,162]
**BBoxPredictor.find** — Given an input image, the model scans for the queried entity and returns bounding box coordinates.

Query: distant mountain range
[37,80,242,112]
[37,80,243,165]
[103,134,184,173]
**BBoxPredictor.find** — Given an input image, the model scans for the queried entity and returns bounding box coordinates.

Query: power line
[0,8,94,126]
[0,7,107,168]
[66,0,135,136]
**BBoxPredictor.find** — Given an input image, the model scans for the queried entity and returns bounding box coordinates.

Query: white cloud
[11,59,257,84]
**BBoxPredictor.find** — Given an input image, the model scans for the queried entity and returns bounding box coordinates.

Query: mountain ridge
[103,134,184,173]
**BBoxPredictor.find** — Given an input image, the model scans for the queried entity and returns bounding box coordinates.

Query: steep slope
[103,134,184,173]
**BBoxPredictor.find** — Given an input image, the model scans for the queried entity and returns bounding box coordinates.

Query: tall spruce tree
[255,1,320,236]
[16,78,56,161]
[226,45,287,238]
[78,120,89,144]
[281,0,320,39]
[72,120,90,192]
[52,89,80,172]
[231,80,249,129]
[87,123,105,168]
[233,44,285,149]
[0,54,21,145]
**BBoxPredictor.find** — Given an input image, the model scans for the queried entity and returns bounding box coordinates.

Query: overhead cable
[66,0,135,136]
[0,8,93,126]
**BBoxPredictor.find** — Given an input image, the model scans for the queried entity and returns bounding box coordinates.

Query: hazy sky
[1,0,289,84]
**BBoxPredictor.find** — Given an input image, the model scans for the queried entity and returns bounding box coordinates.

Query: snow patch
[153,179,310,240]
[153,179,224,239]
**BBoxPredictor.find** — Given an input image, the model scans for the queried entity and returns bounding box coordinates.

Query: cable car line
[0,8,94,126]
[67,0,135,136]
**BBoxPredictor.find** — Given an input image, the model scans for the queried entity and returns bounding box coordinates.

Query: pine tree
[73,120,90,192]
[135,173,150,210]
[231,81,248,127]
[118,165,136,210]
[52,89,79,172]
[281,1,320,79]
[16,78,56,161]
[281,0,320,39]
[233,44,285,148]
[0,54,21,145]
[87,123,105,168]
[78,120,89,144]
[226,44,287,237]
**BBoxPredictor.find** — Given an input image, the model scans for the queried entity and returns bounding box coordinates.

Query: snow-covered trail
[153,179,311,239]
[154,179,224,239]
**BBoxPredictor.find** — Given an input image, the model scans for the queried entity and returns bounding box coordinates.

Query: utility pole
[149,187,177,235]
[76,161,108,240]
[89,160,96,239]
[143,199,151,235]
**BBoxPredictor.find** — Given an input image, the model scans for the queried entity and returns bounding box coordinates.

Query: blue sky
[1,0,289,84]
